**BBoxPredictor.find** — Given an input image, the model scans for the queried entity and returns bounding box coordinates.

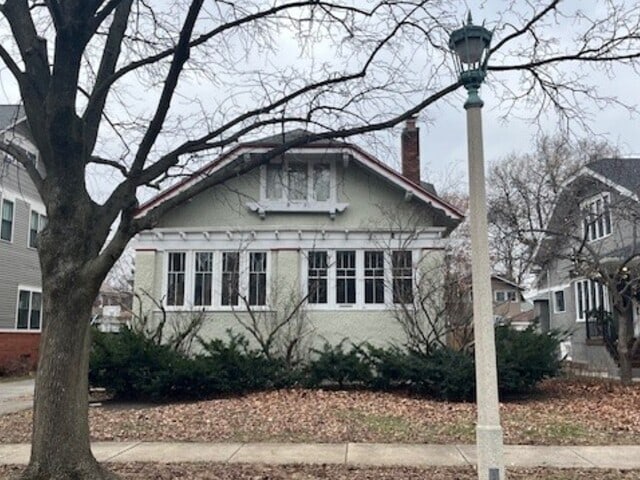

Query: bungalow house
[0,105,45,373]
[132,120,464,350]
[530,158,640,377]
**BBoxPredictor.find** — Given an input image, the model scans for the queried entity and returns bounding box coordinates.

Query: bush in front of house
[304,340,373,388]
[90,328,294,401]
[198,332,297,393]
[404,347,477,401]
[358,343,413,391]
[90,327,194,400]
[90,323,563,402]
[495,324,563,396]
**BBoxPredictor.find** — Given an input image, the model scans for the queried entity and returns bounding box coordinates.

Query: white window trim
[14,285,43,332]
[302,248,418,311]
[574,278,610,323]
[246,159,349,217]
[162,250,271,312]
[0,191,16,243]
[581,192,612,242]
[553,289,566,313]
[28,207,47,249]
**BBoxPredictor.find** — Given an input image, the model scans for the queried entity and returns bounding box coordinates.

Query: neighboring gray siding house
[133,121,464,349]
[0,105,45,372]
[530,158,640,376]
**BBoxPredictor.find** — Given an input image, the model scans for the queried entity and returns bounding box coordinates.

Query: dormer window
[581,192,611,242]
[249,157,348,217]
[265,160,331,203]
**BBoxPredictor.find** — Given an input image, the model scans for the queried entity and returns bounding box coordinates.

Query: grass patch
[336,409,413,437]
[437,420,475,440]
[544,421,589,442]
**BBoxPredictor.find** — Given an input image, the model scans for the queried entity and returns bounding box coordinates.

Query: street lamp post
[449,14,505,480]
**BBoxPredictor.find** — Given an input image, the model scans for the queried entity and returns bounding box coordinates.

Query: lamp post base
[476,424,505,480]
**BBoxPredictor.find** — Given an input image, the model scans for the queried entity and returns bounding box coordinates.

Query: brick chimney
[401,117,420,185]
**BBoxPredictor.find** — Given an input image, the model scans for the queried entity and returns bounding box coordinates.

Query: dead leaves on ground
[0,378,638,446]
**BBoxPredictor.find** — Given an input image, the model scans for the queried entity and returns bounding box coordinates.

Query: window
[29,210,47,248]
[575,278,610,321]
[308,251,328,304]
[392,250,413,304]
[221,252,239,306]
[554,290,566,313]
[582,193,612,241]
[167,252,186,306]
[495,290,517,303]
[364,250,385,304]
[288,161,308,200]
[249,252,267,306]
[194,252,213,306]
[266,163,284,200]
[336,251,356,304]
[264,161,332,203]
[1,198,14,242]
[313,163,331,201]
[16,289,42,330]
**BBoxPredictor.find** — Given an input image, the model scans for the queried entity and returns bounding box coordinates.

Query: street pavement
[1,442,640,469]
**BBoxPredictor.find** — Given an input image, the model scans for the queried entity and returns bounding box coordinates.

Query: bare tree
[131,289,205,355]
[1,1,640,478]
[372,203,471,354]
[487,134,616,283]
[234,288,314,368]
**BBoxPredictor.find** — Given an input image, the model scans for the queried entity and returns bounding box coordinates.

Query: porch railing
[585,308,618,361]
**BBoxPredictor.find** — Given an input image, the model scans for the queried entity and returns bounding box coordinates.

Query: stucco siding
[150,309,407,351]
[157,159,437,232]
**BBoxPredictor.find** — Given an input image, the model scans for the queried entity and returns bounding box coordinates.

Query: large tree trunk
[22,219,119,479]
[618,314,633,385]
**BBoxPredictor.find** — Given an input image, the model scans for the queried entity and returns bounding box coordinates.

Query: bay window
[575,278,610,321]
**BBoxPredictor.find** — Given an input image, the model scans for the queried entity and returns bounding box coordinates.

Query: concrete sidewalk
[1,442,639,469]
[0,378,34,416]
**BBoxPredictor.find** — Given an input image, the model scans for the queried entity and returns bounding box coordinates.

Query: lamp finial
[467,11,473,25]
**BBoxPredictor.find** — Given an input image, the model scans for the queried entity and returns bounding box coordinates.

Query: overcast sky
[1,1,638,198]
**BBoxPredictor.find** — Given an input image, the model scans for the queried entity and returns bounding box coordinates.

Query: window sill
[0,328,42,333]
[160,306,274,313]
[246,201,349,219]
[586,232,611,243]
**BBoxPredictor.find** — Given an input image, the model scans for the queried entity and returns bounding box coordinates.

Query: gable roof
[136,130,465,222]
[0,105,25,132]
[532,157,640,268]
[246,128,350,147]
[491,274,523,290]
[581,158,640,200]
